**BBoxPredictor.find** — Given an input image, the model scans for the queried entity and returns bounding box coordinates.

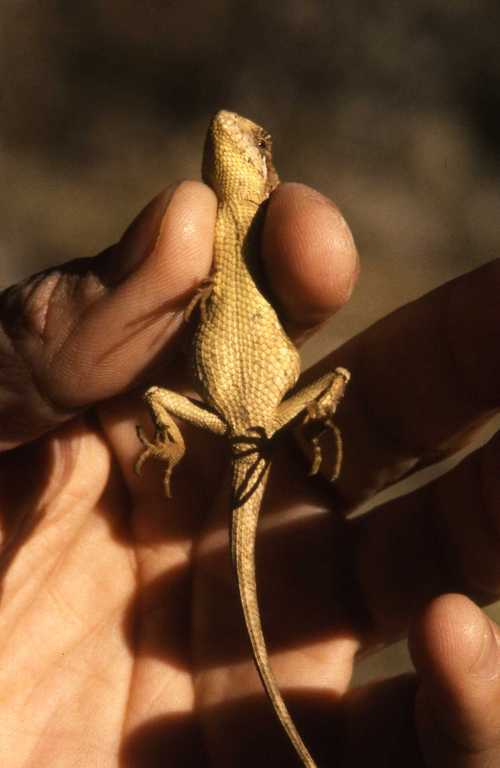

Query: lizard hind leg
[303,412,343,481]
[135,385,227,497]
[135,388,186,497]
[272,367,350,481]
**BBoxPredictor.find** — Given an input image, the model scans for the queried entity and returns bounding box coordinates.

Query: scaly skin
[136,110,350,767]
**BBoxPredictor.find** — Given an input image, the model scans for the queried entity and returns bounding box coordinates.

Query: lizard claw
[300,369,348,481]
[305,419,343,481]
[134,423,184,497]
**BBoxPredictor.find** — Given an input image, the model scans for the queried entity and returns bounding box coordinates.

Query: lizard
[135,109,350,767]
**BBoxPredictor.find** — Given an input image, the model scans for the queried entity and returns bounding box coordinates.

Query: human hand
[0,179,498,767]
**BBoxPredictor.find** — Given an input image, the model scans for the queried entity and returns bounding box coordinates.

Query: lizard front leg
[183,277,214,322]
[135,386,226,496]
[272,367,350,480]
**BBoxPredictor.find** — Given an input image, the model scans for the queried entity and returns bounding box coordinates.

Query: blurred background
[1,1,498,683]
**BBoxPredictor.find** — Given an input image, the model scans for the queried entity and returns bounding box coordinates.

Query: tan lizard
[135,110,350,767]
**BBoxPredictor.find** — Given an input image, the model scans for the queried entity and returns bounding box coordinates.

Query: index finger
[310,257,500,503]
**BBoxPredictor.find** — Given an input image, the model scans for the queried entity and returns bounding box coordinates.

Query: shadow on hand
[120,687,343,768]
[123,464,362,672]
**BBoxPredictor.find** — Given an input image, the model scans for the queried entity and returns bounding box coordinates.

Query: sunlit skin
[0,180,498,766]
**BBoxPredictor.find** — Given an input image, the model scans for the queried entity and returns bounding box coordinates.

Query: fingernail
[102,184,179,286]
[470,618,499,680]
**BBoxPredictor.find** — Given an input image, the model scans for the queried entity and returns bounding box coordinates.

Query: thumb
[0,181,216,449]
[410,593,500,766]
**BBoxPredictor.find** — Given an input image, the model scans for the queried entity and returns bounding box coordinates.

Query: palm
[0,411,137,765]
[0,390,359,767]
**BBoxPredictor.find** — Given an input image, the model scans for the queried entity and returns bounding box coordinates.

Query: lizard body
[136,110,350,766]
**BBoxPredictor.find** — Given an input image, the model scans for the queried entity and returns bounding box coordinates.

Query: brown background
[1,1,499,683]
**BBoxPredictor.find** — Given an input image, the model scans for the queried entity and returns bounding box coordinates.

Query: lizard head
[202,110,279,203]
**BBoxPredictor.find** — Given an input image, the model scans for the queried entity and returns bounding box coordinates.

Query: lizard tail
[230,454,317,768]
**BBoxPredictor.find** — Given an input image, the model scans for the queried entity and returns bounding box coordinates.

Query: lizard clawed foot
[135,384,225,498]
[301,367,349,481]
[302,416,343,480]
[135,423,185,498]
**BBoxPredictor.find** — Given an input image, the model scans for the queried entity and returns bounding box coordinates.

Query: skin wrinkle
[39,430,96,514]
[17,606,119,711]
[45,270,115,366]
[1,278,86,422]
[4,482,136,764]
[5,511,88,634]
[9,270,129,418]
[15,271,62,341]
[1,430,110,621]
